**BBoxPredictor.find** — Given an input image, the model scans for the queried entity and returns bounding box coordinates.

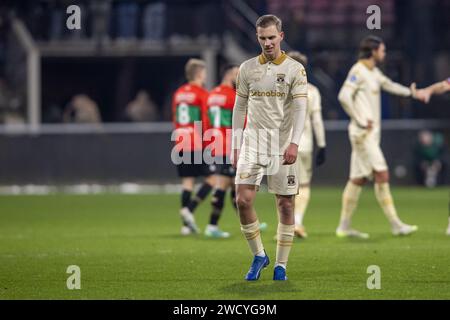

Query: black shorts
[176,151,214,178]
[207,156,236,178]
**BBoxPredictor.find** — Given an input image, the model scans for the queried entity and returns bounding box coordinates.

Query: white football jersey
[340,61,411,136]
[236,52,308,155]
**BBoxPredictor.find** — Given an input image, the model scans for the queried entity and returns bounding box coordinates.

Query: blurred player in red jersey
[172,58,215,235]
[203,65,238,238]
[203,65,268,238]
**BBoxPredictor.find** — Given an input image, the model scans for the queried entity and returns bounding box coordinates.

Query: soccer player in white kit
[231,15,308,280]
[286,51,327,239]
[336,35,428,238]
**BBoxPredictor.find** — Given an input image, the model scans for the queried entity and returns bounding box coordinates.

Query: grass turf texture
[0,187,449,299]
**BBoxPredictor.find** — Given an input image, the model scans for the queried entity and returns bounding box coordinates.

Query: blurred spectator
[414,130,447,188]
[124,90,158,122]
[142,2,166,41]
[63,94,102,123]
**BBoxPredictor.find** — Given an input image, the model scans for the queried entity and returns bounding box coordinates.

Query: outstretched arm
[421,79,450,103]
[379,74,412,96]
[377,69,428,103]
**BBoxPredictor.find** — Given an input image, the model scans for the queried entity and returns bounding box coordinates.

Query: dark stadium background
[0,0,448,186]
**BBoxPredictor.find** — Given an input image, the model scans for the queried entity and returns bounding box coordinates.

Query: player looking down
[231,14,308,281]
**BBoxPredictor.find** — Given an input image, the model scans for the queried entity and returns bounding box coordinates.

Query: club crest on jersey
[287,175,296,186]
[276,74,286,83]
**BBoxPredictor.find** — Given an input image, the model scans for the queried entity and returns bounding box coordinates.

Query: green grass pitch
[0,187,449,299]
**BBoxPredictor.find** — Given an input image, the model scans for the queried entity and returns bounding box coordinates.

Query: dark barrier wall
[0,129,449,186]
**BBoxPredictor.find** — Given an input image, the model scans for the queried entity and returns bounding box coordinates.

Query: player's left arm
[377,69,427,102]
[284,66,308,165]
[377,69,412,96]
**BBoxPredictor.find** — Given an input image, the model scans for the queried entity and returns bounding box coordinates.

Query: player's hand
[366,120,373,131]
[410,82,417,97]
[411,83,430,103]
[315,147,326,166]
[231,149,239,168]
[419,89,431,103]
[283,143,298,165]
[416,89,432,103]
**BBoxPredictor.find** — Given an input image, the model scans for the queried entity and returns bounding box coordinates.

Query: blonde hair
[185,58,206,81]
[255,14,282,32]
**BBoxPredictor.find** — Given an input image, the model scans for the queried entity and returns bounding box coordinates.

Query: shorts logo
[276,74,285,83]
[287,175,296,186]
[239,172,251,179]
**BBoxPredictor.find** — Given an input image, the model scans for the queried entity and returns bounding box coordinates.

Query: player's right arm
[231,64,249,168]
[338,71,370,129]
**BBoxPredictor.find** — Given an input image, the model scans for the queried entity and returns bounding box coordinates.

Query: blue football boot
[273,266,288,281]
[245,253,269,281]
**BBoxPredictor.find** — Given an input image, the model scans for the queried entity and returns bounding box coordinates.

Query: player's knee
[236,194,252,211]
[351,178,366,186]
[374,171,389,183]
[205,175,215,186]
[211,189,226,210]
[278,197,294,217]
